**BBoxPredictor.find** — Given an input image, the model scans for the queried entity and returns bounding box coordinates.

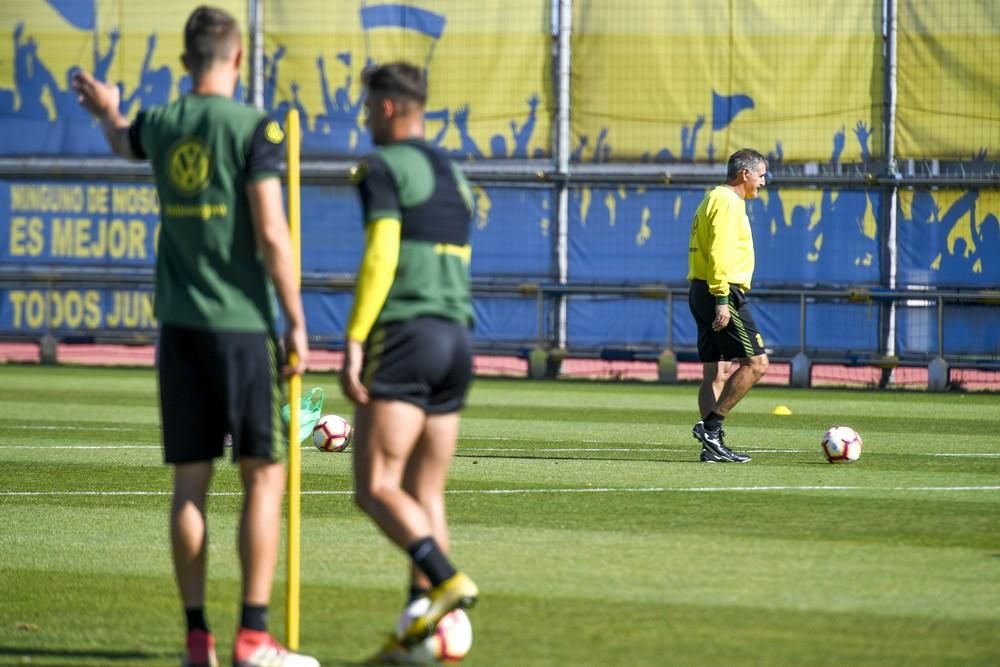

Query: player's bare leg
[172,462,220,667]
[233,458,318,667]
[353,399,431,546]
[715,354,769,416]
[171,462,214,608]
[698,361,730,418]
[403,412,459,592]
[356,401,477,647]
[238,458,286,605]
[694,355,768,463]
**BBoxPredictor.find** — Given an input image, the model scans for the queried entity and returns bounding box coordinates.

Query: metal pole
[799,292,806,352]
[536,290,545,347]
[554,0,572,349]
[937,296,944,357]
[666,290,673,351]
[248,0,265,109]
[882,0,899,358]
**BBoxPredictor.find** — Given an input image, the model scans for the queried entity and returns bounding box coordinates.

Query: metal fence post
[247,0,265,109]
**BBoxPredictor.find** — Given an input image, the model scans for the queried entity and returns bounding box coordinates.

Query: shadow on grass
[0,646,172,663]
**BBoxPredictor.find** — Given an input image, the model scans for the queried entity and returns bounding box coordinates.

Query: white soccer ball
[311,414,352,452]
[821,425,863,463]
[395,597,473,662]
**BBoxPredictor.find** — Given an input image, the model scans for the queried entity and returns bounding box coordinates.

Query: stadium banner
[566,296,675,349]
[0,181,160,267]
[567,186,881,287]
[0,179,553,275]
[0,0,248,155]
[0,286,155,334]
[300,183,554,279]
[565,296,882,355]
[0,285,545,346]
[472,295,544,345]
[752,300,881,355]
[896,303,1000,358]
[0,178,556,343]
[896,1,1000,160]
[896,188,1000,288]
[5,1,996,163]
[300,291,543,347]
[571,0,882,164]
[264,1,553,158]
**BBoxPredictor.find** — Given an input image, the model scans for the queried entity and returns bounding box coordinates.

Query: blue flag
[45,0,96,31]
[360,3,446,39]
[712,90,755,131]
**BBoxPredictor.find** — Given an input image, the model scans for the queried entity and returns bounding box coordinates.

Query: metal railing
[3,268,996,369]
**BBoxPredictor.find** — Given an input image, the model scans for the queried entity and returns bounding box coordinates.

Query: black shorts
[157,324,284,464]
[688,280,767,362]
[362,316,472,414]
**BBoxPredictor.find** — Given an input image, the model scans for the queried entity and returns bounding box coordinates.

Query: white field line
[2,425,147,431]
[1,443,998,458]
[2,485,999,498]
[3,427,998,458]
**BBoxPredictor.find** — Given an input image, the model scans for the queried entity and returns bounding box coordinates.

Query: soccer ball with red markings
[821,426,862,463]
[396,598,473,662]
[311,414,352,452]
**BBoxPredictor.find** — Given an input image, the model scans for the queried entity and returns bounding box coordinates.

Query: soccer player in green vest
[73,6,317,667]
[340,62,479,662]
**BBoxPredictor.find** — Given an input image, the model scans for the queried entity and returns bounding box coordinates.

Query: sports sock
[704,411,725,432]
[406,537,457,587]
[240,604,268,632]
[185,606,209,633]
[408,584,430,603]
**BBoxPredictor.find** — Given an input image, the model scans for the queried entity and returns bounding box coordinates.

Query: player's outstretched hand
[72,70,120,120]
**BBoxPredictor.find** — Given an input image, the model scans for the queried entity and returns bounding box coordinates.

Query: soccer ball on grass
[821,425,862,463]
[311,414,352,452]
[395,597,473,662]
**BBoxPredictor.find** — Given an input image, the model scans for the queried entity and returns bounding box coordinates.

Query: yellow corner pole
[285,109,302,650]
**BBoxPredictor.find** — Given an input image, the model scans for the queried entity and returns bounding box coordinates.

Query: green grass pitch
[1,365,998,666]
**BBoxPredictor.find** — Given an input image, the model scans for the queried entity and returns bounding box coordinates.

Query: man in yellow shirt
[687,149,770,463]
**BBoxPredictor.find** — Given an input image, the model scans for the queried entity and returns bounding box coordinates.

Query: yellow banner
[898,188,1000,280]
[896,1,1000,160]
[0,0,248,123]
[265,1,553,157]
[572,0,882,164]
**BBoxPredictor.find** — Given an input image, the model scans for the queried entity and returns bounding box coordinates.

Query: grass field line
[3,484,1000,498]
[458,446,1000,457]
[4,443,999,458]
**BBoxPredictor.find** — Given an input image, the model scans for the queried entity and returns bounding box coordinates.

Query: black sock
[406,537,457,587]
[185,606,208,633]
[240,604,268,632]
[704,411,725,432]
[408,585,430,603]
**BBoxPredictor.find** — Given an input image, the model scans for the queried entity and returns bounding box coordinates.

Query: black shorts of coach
[362,316,473,414]
[158,324,285,464]
[688,280,767,362]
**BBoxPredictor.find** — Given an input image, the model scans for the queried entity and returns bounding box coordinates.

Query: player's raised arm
[71,70,137,160]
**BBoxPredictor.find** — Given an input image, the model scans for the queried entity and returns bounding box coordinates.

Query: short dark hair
[362,62,427,105]
[726,148,767,180]
[184,6,240,77]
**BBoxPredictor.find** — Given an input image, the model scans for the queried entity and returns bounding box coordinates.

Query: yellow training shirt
[346,217,401,343]
[686,185,755,302]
